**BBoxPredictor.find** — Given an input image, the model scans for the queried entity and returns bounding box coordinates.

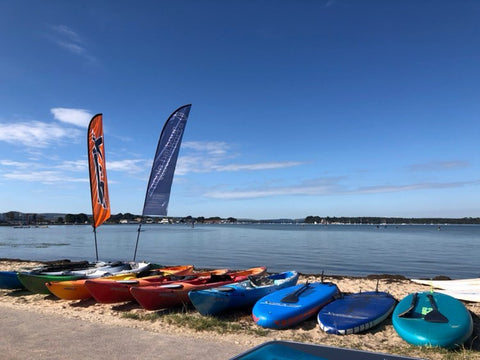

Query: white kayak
[411,277,480,289]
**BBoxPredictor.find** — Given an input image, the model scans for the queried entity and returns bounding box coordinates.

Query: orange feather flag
[87,114,111,228]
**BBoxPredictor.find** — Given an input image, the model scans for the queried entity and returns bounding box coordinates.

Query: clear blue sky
[1,0,479,219]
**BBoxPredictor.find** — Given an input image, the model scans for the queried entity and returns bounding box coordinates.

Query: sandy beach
[1,260,479,360]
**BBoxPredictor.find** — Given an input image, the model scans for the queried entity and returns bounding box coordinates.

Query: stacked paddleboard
[411,277,480,303]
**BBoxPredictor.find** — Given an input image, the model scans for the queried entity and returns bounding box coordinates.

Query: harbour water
[0,223,478,279]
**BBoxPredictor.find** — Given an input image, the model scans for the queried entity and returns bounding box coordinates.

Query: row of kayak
[0,263,474,349]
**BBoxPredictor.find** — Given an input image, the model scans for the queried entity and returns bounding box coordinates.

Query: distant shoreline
[2,210,480,226]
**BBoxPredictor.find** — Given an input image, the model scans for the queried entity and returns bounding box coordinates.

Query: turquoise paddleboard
[252,282,339,329]
[392,291,473,348]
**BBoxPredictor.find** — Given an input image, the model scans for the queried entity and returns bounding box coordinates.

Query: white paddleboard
[436,289,480,303]
[411,277,480,289]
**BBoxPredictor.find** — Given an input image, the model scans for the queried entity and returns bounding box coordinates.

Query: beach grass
[118,306,480,359]
[121,307,270,336]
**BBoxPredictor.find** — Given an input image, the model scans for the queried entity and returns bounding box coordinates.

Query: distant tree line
[0,212,238,225]
[304,216,480,225]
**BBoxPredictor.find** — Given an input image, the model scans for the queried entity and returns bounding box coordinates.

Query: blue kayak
[317,291,396,335]
[392,291,473,348]
[0,271,24,289]
[189,271,299,316]
[252,282,339,329]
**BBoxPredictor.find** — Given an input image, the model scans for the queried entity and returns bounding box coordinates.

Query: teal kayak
[392,291,473,348]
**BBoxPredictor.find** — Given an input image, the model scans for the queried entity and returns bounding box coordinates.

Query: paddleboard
[317,291,396,335]
[252,282,339,329]
[410,277,480,289]
[229,340,423,360]
[436,288,480,303]
[392,291,473,348]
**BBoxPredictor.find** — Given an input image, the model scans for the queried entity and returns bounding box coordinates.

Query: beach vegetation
[121,308,270,336]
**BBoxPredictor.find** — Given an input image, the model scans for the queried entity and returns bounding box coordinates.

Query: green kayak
[17,272,84,294]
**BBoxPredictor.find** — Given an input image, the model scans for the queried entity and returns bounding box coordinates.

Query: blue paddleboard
[252,282,339,329]
[317,291,396,335]
[392,291,473,348]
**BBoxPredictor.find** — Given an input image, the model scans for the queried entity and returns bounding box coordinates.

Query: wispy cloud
[3,170,86,184]
[353,180,480,195]
[177,141,303,175]
[108,159,148,174]
[182,141,229,155]
[46,25,96,63]
[217,162,303,171]
[203,177,480,200]
[0,108,92,149]
[205,178,340,199]
[408,161,470,172]
[0,120,81,148]
[51,108,92,128]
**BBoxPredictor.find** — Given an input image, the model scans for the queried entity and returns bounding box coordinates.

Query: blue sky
[0,0,479,219]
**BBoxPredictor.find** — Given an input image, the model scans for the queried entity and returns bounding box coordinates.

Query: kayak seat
[209,274,231,282]
[249,275,274,287]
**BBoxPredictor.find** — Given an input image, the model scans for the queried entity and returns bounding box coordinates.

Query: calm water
[0,224,478,279]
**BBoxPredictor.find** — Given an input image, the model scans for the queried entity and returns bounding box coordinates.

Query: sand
[1,260,479,360]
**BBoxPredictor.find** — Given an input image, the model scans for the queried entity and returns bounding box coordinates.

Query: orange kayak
[85,266,228,304]
[131,266,266,310]
[47,264,192,301]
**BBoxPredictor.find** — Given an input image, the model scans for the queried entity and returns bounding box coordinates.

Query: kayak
[252,282,339,329]
[17,261,132,294]
[392,291,473,348]
[317,291,396,335]
[189,270,299,316]
[84,265,197,303]
[0,271,24,289]
[0,260,90,290]
[131,267,267,310]
[45,262,151,300]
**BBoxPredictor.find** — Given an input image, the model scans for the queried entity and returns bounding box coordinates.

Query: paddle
[424,294,448,323]
[398,292,417,318]
[281,282,310,303]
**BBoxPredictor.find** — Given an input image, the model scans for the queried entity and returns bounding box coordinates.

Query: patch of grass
[121,311,161,322]
[385,344,479,360]
[121,308,270,336]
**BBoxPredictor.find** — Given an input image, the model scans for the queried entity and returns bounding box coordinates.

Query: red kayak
[131,266,266,310]
[85,266,226,303]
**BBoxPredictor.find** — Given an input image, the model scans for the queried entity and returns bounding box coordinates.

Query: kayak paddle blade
[424,294,448,323]
[281,282,309,303]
